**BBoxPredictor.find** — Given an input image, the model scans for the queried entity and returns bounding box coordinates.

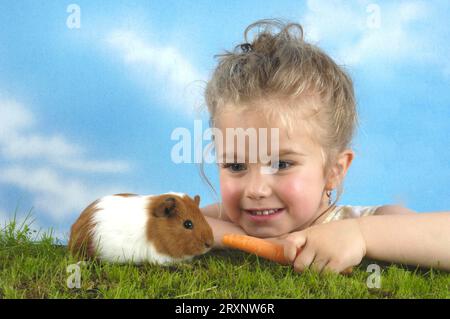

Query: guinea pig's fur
[68,192,213,265]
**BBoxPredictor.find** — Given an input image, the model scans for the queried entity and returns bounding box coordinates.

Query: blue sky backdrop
[0,0,449,242]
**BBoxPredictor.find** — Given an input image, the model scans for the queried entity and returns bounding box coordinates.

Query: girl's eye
[272,160,292,170]
[221,161,292,172]
[222,163,247,172]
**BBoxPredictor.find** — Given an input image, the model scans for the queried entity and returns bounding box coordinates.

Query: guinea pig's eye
[183,220,193,230]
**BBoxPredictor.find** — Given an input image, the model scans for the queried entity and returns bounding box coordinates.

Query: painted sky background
[0,0,449,242]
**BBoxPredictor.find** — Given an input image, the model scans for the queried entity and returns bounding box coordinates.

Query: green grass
[1,214,449,299]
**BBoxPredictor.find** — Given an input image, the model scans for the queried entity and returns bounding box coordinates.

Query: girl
[200,19,450,273]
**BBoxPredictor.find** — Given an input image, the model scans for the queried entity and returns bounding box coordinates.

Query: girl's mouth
[244,208,285,221]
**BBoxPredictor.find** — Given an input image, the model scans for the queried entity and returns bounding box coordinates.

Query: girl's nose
[245,170,272,200]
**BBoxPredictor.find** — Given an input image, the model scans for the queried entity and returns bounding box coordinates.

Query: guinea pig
[68,192,214,265]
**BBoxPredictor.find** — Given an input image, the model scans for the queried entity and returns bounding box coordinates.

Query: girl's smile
[244,207,286,221]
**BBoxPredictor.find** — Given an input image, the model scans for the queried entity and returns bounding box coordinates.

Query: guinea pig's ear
[194,195,200,207]
[153,197,177,218]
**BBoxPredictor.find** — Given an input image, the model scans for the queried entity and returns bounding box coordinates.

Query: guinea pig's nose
[205,239,213,248]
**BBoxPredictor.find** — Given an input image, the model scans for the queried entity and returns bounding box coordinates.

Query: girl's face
[216,99,335,238]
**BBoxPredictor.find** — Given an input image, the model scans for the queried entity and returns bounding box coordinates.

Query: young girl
[199,19,450,273]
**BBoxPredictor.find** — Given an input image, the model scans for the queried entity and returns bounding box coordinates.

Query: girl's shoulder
[323,204,383,223]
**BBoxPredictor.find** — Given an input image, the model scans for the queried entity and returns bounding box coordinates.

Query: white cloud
[105,30,206,115]
[0,165,122,221]
[303,0,366,44]
[301,0,450,75]
[0,99,130,173]
[0,98,132,222]
[0,99,34,134]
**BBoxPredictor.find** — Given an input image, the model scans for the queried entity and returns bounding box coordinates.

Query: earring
[326,189,333,205]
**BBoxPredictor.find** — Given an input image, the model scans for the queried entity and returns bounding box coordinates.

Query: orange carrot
[222,233,289,265]
[222,233,353,274]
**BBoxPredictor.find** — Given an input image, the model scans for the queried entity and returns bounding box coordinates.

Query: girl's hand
[204,216,247,249]
[276,219,367,273]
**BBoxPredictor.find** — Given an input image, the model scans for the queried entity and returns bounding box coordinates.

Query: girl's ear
[325,149,354,189]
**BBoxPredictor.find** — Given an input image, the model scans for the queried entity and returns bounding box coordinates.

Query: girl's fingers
[283,240,298,263]
[293,244,315,273]
[311,257,329,274]
[264,237,285,246]
[282,232,307,263]
[324,260,346,274]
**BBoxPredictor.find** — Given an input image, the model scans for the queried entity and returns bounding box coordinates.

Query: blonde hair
[199,19,358,212]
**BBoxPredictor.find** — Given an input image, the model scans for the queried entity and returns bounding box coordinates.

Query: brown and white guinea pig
[68,192,213,265]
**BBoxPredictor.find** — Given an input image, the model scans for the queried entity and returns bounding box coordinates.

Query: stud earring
[326,189,333,205]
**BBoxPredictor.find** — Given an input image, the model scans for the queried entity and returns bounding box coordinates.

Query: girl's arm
[201,203,246,248]
[374,204,417,215]
[204,216,247,249]
[357,212,450,270]
[201,202,231,221]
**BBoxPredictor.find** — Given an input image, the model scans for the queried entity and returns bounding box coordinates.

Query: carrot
[222,233,353,274]
[222,233,289,265]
